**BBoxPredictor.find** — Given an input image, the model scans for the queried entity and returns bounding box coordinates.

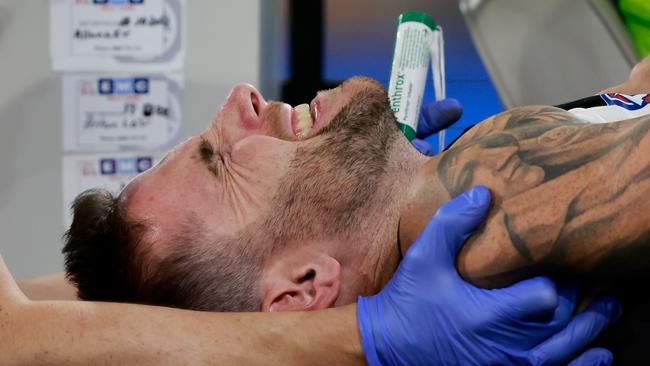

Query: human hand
[601,55,650,94]
[357,186,620,366]
[411,98,462,156]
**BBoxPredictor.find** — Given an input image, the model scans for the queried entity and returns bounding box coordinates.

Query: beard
[261,77,401,247]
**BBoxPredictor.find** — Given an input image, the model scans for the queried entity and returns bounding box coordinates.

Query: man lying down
[63,62,650,313]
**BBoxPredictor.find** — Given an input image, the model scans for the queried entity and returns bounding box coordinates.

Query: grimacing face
[120,76,401,304]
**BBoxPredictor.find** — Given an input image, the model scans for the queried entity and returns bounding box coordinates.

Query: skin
[4,57,647,366]
[0,78,395,365]
[602,55,650,94]
[20,57,650,307]
[55,56,650,311]
[399,59,650,289]
[400,106,650,288]
[17,273,76,300]
[0,255,364,366]
[122,77,422,307]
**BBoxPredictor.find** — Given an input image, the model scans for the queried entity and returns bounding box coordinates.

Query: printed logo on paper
[98,77,149,95]
[93,0,145,5]
[100,157,153,175]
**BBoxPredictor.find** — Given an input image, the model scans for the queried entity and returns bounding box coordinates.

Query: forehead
[119,152,238,249]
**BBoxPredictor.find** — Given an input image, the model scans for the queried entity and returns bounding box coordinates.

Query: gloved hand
[357,186,620,366]
[411,98,462,156]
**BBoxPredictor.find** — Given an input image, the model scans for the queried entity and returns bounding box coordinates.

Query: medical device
[388,12,446,149]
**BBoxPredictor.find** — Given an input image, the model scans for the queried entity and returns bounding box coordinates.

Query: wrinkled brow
[198,138,220,177]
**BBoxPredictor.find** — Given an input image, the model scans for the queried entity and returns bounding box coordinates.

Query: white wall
[0,0,267,277]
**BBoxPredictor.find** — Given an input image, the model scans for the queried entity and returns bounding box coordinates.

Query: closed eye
[198,138,224,178]
[198,138,214,164]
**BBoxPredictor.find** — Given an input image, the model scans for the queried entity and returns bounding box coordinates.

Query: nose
[226,83,267,130]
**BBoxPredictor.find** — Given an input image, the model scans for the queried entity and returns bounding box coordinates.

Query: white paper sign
[50,0,185,71]
[62,153,159,227]
[63,73,183,151]
[71,0,165,56]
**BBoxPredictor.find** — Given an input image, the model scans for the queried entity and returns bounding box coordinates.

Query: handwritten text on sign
[77,76,169,146]
[72,0,166,56]
[63,73,182,151]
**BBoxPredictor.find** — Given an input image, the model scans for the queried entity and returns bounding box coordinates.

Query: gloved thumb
[418,98,463,137]
[409,186,491,269]
[567,348,613,366]
[411,138,434,156]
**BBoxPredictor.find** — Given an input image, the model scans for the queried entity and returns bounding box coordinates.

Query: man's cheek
[231,136,291,163]
[232,140,294,191]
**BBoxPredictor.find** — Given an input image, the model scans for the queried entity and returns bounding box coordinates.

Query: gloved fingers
[493,276,560,321]
[545,285,579,326]
[526,296,621,366]
[408,186,490,269]
[516,285,578,339]
[566,348,613,366]
[417,98,463,137]
[411,138,434,156]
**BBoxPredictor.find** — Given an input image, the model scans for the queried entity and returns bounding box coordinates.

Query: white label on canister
[388,21,434,138]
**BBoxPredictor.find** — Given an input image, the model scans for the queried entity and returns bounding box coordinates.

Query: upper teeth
[295,103,313,137]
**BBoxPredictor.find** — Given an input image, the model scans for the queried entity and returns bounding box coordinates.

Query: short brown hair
[63,189,262,311]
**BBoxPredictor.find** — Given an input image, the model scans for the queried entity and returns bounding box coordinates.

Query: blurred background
[0,0,643,278]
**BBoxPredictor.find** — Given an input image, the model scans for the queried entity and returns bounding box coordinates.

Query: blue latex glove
[568,348,613,366]
[411,98,463,156]
[357,186,620,366]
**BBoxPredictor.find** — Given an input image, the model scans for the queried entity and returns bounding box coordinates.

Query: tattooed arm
[400,106,650,288]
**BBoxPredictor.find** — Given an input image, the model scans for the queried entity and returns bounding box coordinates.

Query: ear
[261,253,341,312]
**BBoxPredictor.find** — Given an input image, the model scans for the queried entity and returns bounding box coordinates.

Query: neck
[338,136,430,299]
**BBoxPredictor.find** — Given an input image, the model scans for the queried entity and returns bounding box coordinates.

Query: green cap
[397,12,439,32]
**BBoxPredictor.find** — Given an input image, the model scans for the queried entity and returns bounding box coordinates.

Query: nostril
[251,92,260,116]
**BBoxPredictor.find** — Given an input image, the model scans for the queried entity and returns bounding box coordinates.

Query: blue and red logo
[601,93,650,111]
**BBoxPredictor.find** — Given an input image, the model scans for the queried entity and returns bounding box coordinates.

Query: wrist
[357,297,381,366]
[347,304,367,365]
[307,304,366,365]
[301,304,367,366]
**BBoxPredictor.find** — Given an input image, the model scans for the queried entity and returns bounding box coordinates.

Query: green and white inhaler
[388,12,446,150]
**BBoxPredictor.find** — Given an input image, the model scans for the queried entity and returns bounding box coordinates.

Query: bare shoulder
[452,105,584,147]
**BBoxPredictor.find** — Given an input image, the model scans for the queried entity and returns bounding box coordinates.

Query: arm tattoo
[437,106,650,287]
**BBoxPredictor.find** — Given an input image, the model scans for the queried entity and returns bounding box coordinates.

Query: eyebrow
[198,138,220,177]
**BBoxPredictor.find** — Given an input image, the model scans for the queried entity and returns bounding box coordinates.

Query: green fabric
[620,0,650,57]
